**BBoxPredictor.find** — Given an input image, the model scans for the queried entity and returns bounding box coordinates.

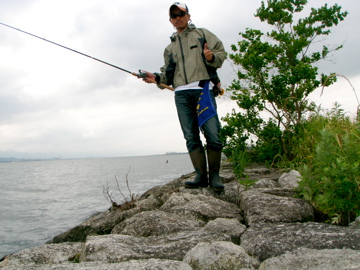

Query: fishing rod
[0,21,173,91]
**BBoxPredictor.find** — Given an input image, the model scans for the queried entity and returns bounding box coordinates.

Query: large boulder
[278,170,302,189]
[183,241,260,270]
[80,229,232,262]
[111,210,205,236]
[160,193,243,222]
[240,188,314,225]
[203,218,246,245]
[0,242,82,269]
[241,222,360,262]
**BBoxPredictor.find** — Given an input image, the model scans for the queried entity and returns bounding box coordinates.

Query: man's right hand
[140,71,156,84]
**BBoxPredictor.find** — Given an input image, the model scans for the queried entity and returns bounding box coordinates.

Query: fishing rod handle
[132,72,174,91]
[153,81,174,91]
[146,77,174,91]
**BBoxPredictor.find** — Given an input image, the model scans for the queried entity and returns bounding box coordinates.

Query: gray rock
[241,222,360,262]
[240,189,314,225]
[111,210,205,236]
[160,192,243,222]
[220,181,244,205]
[183,241,260,270]
[220,169,237,183]
[278,170,301,189]
[81,229,232,263]
[204,218,247,244]
[259,248,360,270]
[0,242,82,268]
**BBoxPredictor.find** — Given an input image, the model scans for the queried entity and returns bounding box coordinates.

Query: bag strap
[196,28,220,86]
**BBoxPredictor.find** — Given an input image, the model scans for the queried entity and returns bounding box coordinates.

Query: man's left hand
[204,43,214,62]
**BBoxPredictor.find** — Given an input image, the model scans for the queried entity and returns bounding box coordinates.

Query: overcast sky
[0,0,359,159]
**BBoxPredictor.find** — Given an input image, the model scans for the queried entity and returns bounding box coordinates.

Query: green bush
[297,107,360,225]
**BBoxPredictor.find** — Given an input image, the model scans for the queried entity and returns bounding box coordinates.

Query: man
[142,2,226,192]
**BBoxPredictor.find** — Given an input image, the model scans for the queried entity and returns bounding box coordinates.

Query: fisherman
[141,2,227,192]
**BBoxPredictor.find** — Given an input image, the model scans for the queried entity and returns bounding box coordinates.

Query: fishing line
[0,21,173,90]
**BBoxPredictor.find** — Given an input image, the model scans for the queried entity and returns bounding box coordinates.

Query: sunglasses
[170,11,187,19]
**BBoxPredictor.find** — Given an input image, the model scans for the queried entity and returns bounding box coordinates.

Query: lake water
[0,154,193,258]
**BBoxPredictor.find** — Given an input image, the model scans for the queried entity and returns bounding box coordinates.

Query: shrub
[297,106,360,225]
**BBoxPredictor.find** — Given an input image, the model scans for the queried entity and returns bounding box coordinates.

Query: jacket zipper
[177,35,189,84]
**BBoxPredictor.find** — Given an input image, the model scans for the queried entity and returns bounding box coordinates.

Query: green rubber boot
[207,149,224,192]
[184,147,208,188]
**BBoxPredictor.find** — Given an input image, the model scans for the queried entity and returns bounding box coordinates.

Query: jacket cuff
[207,54,215,63]
[154,73,161,83]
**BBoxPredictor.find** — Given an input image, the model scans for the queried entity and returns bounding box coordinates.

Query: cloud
[0,0,359,158]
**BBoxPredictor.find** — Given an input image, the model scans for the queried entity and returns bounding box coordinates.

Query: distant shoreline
[0,157,59,163]
[0,153,188,163]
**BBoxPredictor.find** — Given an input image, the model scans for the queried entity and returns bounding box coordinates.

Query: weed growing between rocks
[238,175,256,190]
[103,166,138,211]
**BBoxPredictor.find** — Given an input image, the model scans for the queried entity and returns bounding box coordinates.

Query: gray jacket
[156,24,226,89]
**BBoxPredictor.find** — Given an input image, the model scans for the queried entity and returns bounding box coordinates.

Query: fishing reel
[136,70,147,79]
[138,70,174,91]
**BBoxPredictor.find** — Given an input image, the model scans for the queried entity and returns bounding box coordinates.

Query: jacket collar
[170,23,196,42]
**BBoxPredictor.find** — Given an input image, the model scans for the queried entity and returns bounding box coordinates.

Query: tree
[222,0,348,163]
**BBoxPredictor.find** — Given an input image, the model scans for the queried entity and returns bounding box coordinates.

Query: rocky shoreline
[1,163,360,269]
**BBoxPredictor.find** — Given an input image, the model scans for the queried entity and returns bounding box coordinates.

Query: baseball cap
[169,2,189,13]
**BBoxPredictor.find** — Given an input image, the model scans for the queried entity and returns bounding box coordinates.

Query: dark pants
[175,90,222,153]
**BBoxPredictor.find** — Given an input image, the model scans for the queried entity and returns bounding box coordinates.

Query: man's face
[169,7,190,33]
